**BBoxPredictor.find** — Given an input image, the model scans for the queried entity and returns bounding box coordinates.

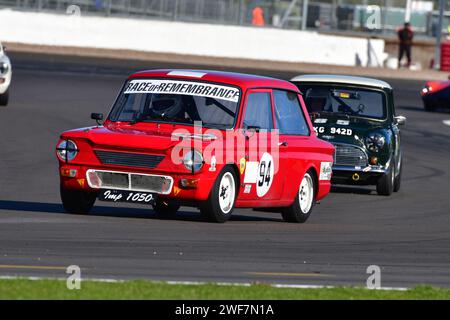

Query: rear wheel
[60,185,96,214]
[376,160,395,196]
[281,171,316,223]
[0,89,9,106]
[200,166,237,223]
[153,200,180,218]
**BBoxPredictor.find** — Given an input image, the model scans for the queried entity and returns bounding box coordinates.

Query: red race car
[56,70,334,223]
[421,79,450,111]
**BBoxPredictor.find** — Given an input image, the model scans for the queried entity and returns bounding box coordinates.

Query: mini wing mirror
[91,113,104,126]
[394,115,406,126]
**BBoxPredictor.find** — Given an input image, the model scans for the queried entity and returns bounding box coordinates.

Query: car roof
[130,69,299,92]
[290,74,392,90]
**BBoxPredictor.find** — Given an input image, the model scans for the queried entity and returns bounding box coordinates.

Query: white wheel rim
[299,173,314,214]
[218,172,235,214]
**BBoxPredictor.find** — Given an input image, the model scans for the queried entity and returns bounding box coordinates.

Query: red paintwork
[421,80,450,96]
[56,69,334,208]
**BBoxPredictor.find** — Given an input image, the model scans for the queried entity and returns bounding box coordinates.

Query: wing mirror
[91,113,104,126]
[394,115,406,126]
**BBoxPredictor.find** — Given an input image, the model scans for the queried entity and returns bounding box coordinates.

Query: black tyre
[0,89,9,106]
[200,166,237,223]
[376,160,395,196]
[424,101,435,112]
[60,185,96,214]
[393,157,402,193]
[281,171,316,223]
[152,199,180,218]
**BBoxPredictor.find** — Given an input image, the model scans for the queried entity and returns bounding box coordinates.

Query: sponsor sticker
[314,118,328,124]
[209,156,217,172]
[124,79,240,103]
[319,162,333,181]
[244,184,252,194]
[256,153,274,197]
[243,161,258,183]
[336,120,350,125]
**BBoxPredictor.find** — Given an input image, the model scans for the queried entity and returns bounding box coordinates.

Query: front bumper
[331,164,388,185]
[59,164,216,201]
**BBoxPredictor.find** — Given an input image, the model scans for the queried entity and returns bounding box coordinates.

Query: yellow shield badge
[239,157,246,175]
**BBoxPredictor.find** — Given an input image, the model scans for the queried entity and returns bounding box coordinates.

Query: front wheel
[376,160,395,196]
[60,185,96,214]
[393,157,402,193]
[281,171,316,223]
[200,166,237,223]
[0,89,9,106]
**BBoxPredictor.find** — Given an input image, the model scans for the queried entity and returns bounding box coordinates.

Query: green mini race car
[291,75,406,196]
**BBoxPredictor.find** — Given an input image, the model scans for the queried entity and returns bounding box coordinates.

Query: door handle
[278,142,288,147]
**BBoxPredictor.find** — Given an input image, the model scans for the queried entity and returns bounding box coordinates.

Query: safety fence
[1,0,449,36]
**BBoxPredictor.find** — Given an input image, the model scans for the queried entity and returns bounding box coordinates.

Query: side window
[243,92,273,130]
[273,90,310,135]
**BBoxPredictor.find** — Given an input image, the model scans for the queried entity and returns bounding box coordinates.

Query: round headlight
[365,134,385,153]
[57,140,78,161]
[183,150,203,172]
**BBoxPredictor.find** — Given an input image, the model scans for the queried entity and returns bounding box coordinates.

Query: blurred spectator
[252,6,265,27]
[397,22,414,68]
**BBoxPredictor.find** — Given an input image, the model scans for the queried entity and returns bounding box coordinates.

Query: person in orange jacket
[252,6,265,26]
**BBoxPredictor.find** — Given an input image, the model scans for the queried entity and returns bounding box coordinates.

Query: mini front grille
[333,144,368,167]
[94,150,164,169]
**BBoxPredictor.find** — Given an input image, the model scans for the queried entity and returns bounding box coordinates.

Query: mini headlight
[365,134,385,153]
[57,140,78,161]
[183,150,203,173]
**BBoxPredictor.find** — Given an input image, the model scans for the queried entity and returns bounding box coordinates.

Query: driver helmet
[150,94,184,119]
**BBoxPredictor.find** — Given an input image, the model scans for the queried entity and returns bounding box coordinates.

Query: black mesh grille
[333,144,368,167]
[95,150,164,169]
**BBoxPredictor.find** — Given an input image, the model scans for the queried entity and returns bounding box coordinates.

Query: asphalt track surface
[1,52,450,288]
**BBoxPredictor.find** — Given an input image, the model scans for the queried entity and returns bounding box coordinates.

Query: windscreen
[109,79,241,129]
[297,84,387,120]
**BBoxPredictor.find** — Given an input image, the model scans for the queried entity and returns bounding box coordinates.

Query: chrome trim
[332,165,387,174]
[332,142,368,167]
[86,169,173,194]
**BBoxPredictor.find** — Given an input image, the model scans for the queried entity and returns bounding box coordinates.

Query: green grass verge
[0,278,449,299]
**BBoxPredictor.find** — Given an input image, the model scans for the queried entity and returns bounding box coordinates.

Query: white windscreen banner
[124,79,240,103]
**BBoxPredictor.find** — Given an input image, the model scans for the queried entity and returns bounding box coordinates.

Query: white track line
[443,120,450,126]
[0,276,408,291]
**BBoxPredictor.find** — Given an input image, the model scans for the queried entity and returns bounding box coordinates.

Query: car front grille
[94,150,164,169]
[86,170,173,194]
[333,143,368,167]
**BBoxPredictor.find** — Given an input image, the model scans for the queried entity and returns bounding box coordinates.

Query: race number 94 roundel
[257,153,274,197]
